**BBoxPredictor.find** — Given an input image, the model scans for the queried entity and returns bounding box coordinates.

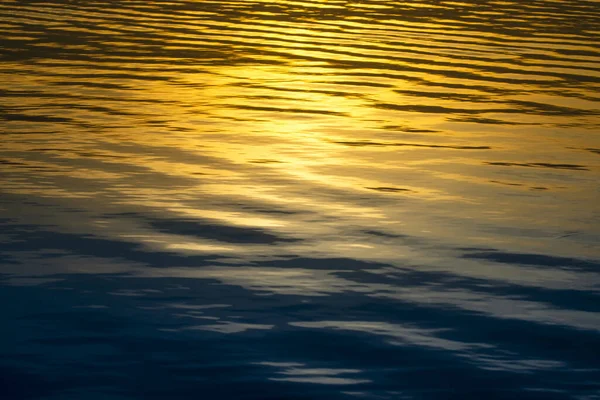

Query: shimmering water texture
[1,0,600,399]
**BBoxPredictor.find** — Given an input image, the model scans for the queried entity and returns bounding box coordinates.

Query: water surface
[1,1,600,399]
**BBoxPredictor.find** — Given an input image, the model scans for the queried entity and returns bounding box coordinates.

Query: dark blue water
[1,0,600,399]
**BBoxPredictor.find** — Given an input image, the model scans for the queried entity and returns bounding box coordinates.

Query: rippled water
[1,0,600,398]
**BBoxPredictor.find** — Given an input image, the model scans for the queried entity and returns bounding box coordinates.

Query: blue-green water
[1,1,600,399]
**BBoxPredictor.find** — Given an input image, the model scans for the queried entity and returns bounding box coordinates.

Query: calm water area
[1,0,600,399]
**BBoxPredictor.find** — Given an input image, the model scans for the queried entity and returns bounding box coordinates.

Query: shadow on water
[2,216,600,399]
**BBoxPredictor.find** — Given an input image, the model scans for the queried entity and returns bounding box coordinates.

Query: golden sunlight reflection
[1,1,600,396]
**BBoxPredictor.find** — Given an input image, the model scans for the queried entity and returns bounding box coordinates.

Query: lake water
[1,1,599,399]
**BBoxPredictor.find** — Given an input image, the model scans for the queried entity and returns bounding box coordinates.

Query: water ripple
[1,0,599,399]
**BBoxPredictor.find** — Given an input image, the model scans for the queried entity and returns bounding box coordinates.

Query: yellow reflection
[1,0,598,264]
